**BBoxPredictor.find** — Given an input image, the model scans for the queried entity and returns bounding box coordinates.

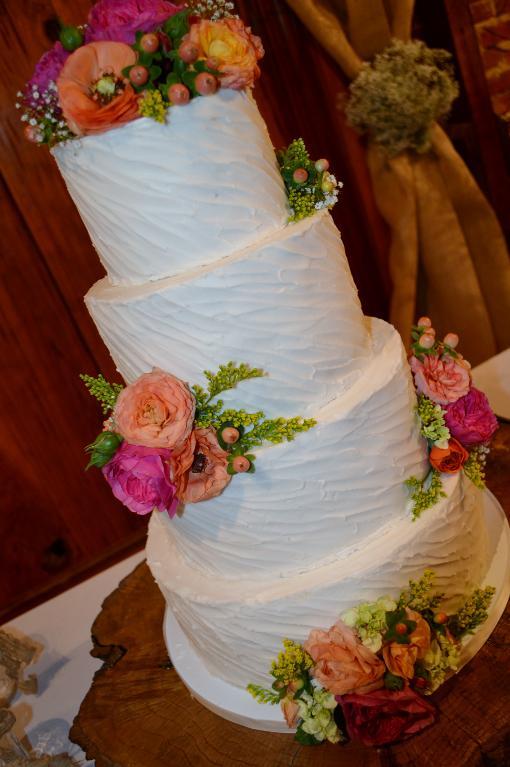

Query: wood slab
[71,424,510,766]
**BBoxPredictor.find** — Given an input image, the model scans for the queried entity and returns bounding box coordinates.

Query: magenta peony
[25,42,69,103]
[85,0,184,43]
[102,442,179,516]
[337,687,436,747]
[410,354,470,405]
[444,386,498,448]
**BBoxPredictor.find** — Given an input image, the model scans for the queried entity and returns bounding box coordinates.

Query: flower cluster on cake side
[82,363,316,516]
[248,570,495,747]
[405,318,498,519]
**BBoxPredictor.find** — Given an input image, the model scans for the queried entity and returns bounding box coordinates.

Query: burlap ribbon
[286,0,510,363]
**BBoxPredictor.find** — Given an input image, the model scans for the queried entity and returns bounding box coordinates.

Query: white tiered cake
[53,88,501,726]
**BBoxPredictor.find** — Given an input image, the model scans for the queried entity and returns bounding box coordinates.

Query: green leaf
[165,72,181,87]
[149,65,162,80]
[182,69,198,94]
[164,9,191,46]
[294,726,320,746]
[121,65,133,78]
[246,683,280,705]
[384,672,404,691]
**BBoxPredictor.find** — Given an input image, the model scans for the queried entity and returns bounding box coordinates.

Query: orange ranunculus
[185,18,264,89]
[57,41,139,136]
[171,431,197,499]
[179,428,231,503]
[303,621,385,696]
[383,609,431,680]
[429,438,469,474]
[281,696,300,728]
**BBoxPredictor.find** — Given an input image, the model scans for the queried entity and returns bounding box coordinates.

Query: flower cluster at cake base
[277,138,342,222]
[81,362,316,517]
[405,317,498,519]
[248,571,495,747]
[18,0,263,144]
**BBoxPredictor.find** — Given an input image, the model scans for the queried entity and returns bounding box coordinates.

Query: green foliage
[163,9,192,47]
[451,586,496,637]
[294,726,321,746]
[342,596,397,652]
[246,683,280,705]
[204,362,265,401]
[270,639,313,685]
[416,394,450,446]
[80,373,123,415]
[346,39,459,156]
[463,448,487,490]
[384,672,404,691]
[239,416,317,452]
[85,431,123,469]
[405,469,446,520]
[398,569,445,612]
[384,608,417,644]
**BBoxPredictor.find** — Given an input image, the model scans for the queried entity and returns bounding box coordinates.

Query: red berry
[395,622,408,635]
[140,33,159,53]
[221,427,240,444]
[168,83,190,105]
[232,456,250,473]
[178,41,199,63]
[129,65,149,86]
[434,611,448,625]
[195,72,218,96]
[293,167,308,184]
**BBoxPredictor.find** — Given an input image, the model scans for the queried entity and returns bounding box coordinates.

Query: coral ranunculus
[114,368,195,451]
[383,608,431,680]
[184,18,264,89]
[337,687,437,747]
[57,41,140,136]
[102,442,179,516]
[444,387,498,448]
[429,438,469,474]
[86,0,184,44]
[410,354,470,405]
[179,428,231,503]
[281,696,300,728]
[303,621,385,696]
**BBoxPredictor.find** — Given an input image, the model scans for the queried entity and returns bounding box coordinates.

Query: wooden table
[70,424,510,767]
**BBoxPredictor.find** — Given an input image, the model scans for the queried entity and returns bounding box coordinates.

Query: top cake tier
[52,89,288,286]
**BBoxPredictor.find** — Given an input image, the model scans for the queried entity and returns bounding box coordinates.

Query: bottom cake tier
[147,472,492,693]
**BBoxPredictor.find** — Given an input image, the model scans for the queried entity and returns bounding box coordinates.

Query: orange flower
[185,18,263,89]
[383,609,431,680]
[303,621,385,696]
[429,438,469,474]
[171,431,197,498]
[57,41,139,136]
[179,428,231,503]
[281,696,300,728]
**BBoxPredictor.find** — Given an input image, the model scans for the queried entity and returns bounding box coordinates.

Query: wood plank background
[1,0,508,620]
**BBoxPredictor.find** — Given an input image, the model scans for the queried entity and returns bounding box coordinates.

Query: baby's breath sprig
[17,81,74,146]
[80,373,123,414]
[405,469,446,520]
[186,0,237,20]
[398,569,445,612]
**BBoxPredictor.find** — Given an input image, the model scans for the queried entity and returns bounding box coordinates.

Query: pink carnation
[86,0,184,44]
[444,387,498,447]
[410,354,470,405]
[25,42,69,102]
[102,442,179,516]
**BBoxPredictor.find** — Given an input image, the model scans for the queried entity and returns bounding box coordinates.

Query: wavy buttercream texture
[86,212,371,417]
[147,474,488,688]
[52,89,288,286]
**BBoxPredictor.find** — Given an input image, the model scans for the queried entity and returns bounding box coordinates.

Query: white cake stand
[164,489,510,733]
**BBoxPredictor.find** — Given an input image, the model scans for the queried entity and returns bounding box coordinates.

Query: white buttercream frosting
[52,89,288,286]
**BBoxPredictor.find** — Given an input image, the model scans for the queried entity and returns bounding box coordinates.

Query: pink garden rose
[410,354,470,405]
[114,368,195,451]
[86,0,183,44]
[179,428,231,503]
[303,621,385,696]
[102,442,179,516]
[444,387,498,447]
[25,42,69,103]
[337,687,436,747]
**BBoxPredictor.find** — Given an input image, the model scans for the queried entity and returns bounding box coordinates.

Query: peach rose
[303,621,385,696]
[57,41,139,136]
[179,427,231,503]
[383,609,431,680]
[281,696,300,728]
[429,438,469,474]
[185,18,264,89]
[410,354,470,405]
[114,369,195,450]
[171,431,197,498]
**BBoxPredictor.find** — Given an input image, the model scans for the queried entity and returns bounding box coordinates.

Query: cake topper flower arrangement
[17,0,262,144]
[405,317,498,518]
[248,570,495,747]
[81,362,316,517]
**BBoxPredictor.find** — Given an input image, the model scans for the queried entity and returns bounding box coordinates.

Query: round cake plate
[164,489,510,734]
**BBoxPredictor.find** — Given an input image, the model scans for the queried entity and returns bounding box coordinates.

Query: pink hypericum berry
[232,455,251,473]
[315,158,329,172]
[129,65,149,86]
[168,83,190,105]
[443,333,459,348]
[417,316,432,328]
[178,41,199,63]
[395,622,408,635]
[221,427,240,444]
[206,56,219,70]
[140,33,159,53]
[293,167,309,184]
[434,612,448,625]
[419,334,435,349]
[195,72,218,96]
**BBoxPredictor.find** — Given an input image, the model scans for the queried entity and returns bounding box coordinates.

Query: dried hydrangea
[341,596,397,652]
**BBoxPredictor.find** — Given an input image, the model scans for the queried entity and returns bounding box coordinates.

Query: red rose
[337,688,436,747]
[429,438,469,474]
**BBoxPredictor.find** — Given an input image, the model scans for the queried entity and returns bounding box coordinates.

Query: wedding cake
[21,0,508,746]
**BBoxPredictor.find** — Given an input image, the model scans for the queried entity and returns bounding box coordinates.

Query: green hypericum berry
[60,25,84,52]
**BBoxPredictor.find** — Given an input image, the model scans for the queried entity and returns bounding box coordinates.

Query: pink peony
[86,0,184,44]
[410,354,470,405]
[25,42,69,103]
[114,368,195,451]
[444,387,498,448]
[337,687,436,746]
[102,442,179,516]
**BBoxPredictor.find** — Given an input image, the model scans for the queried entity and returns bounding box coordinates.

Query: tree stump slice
[71,424,510,767]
